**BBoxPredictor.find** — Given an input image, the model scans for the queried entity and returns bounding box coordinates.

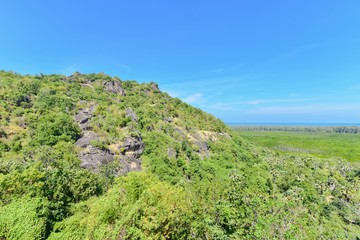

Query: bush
[30,113,81,146]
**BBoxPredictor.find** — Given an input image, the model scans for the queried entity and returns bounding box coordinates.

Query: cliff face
[0,71,359,239]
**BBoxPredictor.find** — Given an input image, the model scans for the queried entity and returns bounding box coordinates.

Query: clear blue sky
[1,1,360,123]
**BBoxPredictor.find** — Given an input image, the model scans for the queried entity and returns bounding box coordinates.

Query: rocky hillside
[0,71,359,239]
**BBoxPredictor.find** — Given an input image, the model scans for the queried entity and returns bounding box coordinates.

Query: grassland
[235,129,360,162]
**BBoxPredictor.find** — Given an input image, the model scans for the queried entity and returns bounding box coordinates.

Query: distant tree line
[232,126,360,134]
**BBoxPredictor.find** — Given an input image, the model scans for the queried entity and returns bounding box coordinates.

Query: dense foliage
[0,71,359,239]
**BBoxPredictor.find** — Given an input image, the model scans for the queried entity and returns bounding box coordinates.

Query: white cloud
[61,65,79,76]
[183,93,203,104]
[251,104,360,115]
[201,98,314,111]
[265,42,327,64]
[165,90,179,98]
[232,98,314,105]
[113,62,132,73]
[202,103,233,110]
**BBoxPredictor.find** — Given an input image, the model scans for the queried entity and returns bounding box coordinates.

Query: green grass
[236,130,360,162]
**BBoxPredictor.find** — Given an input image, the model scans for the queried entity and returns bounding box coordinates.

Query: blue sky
[1,1,360,123]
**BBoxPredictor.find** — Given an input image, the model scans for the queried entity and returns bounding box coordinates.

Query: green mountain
[0,71,359,239]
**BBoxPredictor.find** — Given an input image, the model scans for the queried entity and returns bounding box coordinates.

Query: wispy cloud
[204,98,315,110]
[210,62,247,73]
[183,93,203,104]
[202,103,233,110]
[202,98,313,110]
[266,42,326,64]
[232,62,247,69]
[61,65,79,75]
[165,90,179,98]
[251,104,360,115]
[161,74,258,91]
[211,68,224,73]
[236,98,314,105]
[113,62,132,73]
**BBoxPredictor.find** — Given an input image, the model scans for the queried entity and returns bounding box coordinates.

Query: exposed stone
[119,155,142,173]
[194,140,210,158]
[190,132,210,158]
[104,80,125,95]
[75,131,100,148]
[167,148,177,158]
[74,102,144,175]
[75,111,90,124]
[144,89,151,96]
[75,104,96,130]
[17,117,27,128]
[113,136,145,174]
[125,108,138,123]
[65,72,81,82]
[123,136,144,156]
[79,146,114,171]
[174,127,186,138]
[329,182,336,191]
[151,83,159,91]
[164,117,173,123]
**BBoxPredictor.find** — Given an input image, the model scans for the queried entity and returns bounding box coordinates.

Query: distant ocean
[226,122,360,127]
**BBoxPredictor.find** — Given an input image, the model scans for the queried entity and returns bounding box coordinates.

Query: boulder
[79,146,114,171]
[17,117,27,128]
[191,132,210,158]
[75,104,96,130]
[167,148,177,158]
[104,80,125,96]
[144,89,151,96]
[174,127,186,138]
[125,108,138,123]
[75,111,91,125]
[119,155,142,173]
[123,136,144,156]
[163,117,173,123]
[114,136,145,174]
[151,83,159,91]
[194,140,210,158]
[75,131,100,148]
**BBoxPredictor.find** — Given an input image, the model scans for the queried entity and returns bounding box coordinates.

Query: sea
[226,122,360,127]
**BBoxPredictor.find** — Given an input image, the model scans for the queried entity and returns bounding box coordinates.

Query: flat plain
[236,130,360,162]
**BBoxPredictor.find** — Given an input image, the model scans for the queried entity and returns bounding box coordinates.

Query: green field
[236,130,360,162]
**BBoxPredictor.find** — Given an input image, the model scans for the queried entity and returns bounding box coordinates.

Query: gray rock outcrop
[74,102,144,175]
[117,136,144,173]
[125,108,138,123]
[79,146,114,171]
[123,136,144,156]
[104,80,125,96]
[163,117,173,123]
[74,103,114,172]
[167,148,177,158]
[75,104,96,130]
[75,131,100,148]
[191,132,210,158]
[151,83,159,91]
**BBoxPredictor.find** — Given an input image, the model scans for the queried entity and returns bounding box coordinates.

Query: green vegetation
[233,125,360,134]
[0,71,359,239]
[236,129,360,162]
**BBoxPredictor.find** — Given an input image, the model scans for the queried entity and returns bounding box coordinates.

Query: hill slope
[0,71,359,239]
